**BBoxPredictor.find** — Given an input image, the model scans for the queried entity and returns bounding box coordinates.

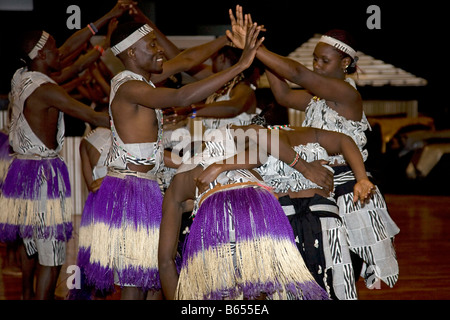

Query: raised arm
[256,47,360,107]
[265,68,312,111]
[58,1,129,60]
[52,46,103,84]
[150,35,229,84]
[120,24,264,109]
[53,17,119,84]
[227,5,360,109]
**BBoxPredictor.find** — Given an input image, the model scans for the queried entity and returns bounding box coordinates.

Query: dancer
[226,6,400,289]
[159,125,332,300]
[0,26,111,299]
[81,21,263,300]
[196,123,374,299]
[69,118,111,300]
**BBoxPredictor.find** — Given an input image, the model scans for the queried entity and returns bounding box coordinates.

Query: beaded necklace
[206,73,244,104]
[267,124,290,130]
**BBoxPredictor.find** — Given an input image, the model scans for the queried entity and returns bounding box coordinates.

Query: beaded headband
[111,24,153,56]
[28,31,50,60]
[318,35,357,60]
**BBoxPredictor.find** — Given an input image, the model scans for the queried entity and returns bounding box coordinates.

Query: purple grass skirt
[0,131,11,161]
[0,157,72,243]
[176,185,329,300]
[80,171,163,293]
[76,191,97,270]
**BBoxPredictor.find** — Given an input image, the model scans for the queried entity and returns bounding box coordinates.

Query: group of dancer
[0,2,399,300]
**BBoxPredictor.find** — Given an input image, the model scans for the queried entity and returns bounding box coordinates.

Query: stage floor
[1,194,449,300]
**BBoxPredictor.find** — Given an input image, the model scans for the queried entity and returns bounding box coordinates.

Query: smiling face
[130,32,165,74]
[312,42,350,79]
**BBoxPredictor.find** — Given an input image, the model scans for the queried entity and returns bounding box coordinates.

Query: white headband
[111,24,153,56]
[318,35,357,60]
[28,31,49,60]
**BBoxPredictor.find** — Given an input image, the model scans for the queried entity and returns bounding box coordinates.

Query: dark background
[0,0,447,194]
[0,1,445,123]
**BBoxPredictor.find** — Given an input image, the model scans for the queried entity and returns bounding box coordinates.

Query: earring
[344,65,349,74]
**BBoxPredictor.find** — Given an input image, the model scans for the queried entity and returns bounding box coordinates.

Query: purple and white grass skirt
[0,156,72,243]
[79,170,163,293]
[176,184,329,300]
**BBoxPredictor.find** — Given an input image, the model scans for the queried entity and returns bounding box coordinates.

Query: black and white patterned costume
[256,140,357,300]
[0,68,71,266]
[302,78,400,289]
[106,70,164,172]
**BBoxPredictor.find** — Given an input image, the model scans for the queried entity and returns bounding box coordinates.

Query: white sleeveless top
[302,78,370,165]
[8,67,64,157]
[106,70,164,172]
[84,127,111,180]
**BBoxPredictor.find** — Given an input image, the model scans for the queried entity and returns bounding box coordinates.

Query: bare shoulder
[33,82,64,98]
[116,79,154,97]
[346,80,362,102]
[114,79,160,107]
[27,82,67,110]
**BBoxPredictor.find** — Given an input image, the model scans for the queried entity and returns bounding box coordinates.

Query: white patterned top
[8,67,64,157]
[106,70,164,171]
[84,127,111,180]
[256,142,333,193]
[302,78,370,165]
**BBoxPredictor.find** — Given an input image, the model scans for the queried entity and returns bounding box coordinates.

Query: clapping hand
[236,20,265,70]
[227,5,266,49]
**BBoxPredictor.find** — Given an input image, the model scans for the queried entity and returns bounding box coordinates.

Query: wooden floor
[1,194,450,300]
